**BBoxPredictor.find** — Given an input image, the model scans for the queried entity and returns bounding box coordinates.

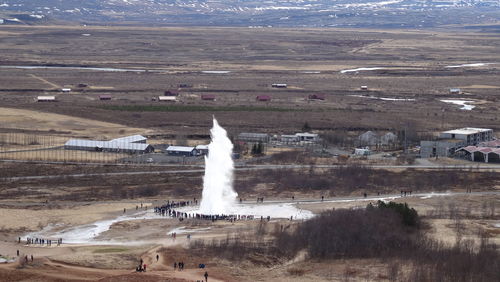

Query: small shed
[308,94,326,100]
[164,90,179,96]
[201,94,216,101]
[450,88,461,94]
[354,148,371,156]
[158,96,177,102]
[37,96,56,102]
[166,146,198,156]
[256,95,271,102]
[195,144,209,155]
[272,83,287,88]
[99,95,112,101]
[61,88,71,93]
[361,86,368,90]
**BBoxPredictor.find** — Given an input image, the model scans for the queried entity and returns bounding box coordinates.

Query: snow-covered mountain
[0,0,499,27]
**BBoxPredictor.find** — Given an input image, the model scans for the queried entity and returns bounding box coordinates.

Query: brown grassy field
[0,26,498,137]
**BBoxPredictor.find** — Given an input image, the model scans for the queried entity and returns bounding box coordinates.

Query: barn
[64,139,153,154]
[166,146,198,156]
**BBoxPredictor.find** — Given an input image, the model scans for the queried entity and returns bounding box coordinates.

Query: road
[1,163,499,181]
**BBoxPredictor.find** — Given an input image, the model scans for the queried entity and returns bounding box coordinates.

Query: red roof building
[256,95,271,102]
[201,94,216,101]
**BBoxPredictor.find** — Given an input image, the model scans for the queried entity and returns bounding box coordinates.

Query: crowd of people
[153,200,255,222]
[23,237,62,247]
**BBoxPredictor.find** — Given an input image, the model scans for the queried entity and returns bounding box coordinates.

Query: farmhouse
[256,95,271,102]
[201,94,216,101]
[166,146,198,156]
[37,96,56,102]
[271,83,287,88]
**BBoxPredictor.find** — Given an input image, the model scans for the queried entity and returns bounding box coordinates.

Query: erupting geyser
[199,118,238,214]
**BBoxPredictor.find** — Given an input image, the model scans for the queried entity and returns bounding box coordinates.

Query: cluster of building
[237,132,320,145]
[420,127,498,162]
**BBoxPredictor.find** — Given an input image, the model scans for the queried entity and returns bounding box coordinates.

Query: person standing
[204,271,208,282]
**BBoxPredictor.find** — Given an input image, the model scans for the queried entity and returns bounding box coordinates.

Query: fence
[0,133,151,164]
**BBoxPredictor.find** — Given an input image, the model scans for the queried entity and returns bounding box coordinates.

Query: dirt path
[141,245,223,282]
[29,74,60,89]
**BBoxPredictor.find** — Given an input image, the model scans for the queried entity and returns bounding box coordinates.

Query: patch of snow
[0,3,9,7]
[29,15,44,19]
[445,63,496,68]
[440,99,476,110]
[350,95,415,101]
[201,70,231,74]
[340,67,386,73]
[167,226,211,235]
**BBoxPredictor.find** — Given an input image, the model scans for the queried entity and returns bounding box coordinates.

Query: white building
[37,96,56,102]
[158,96,177,102]
[439,128,493,146]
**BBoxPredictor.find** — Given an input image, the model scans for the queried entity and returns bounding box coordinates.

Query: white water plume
[199,118,238,214]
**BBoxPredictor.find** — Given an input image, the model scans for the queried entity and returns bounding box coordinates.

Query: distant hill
[0,0,499,27]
